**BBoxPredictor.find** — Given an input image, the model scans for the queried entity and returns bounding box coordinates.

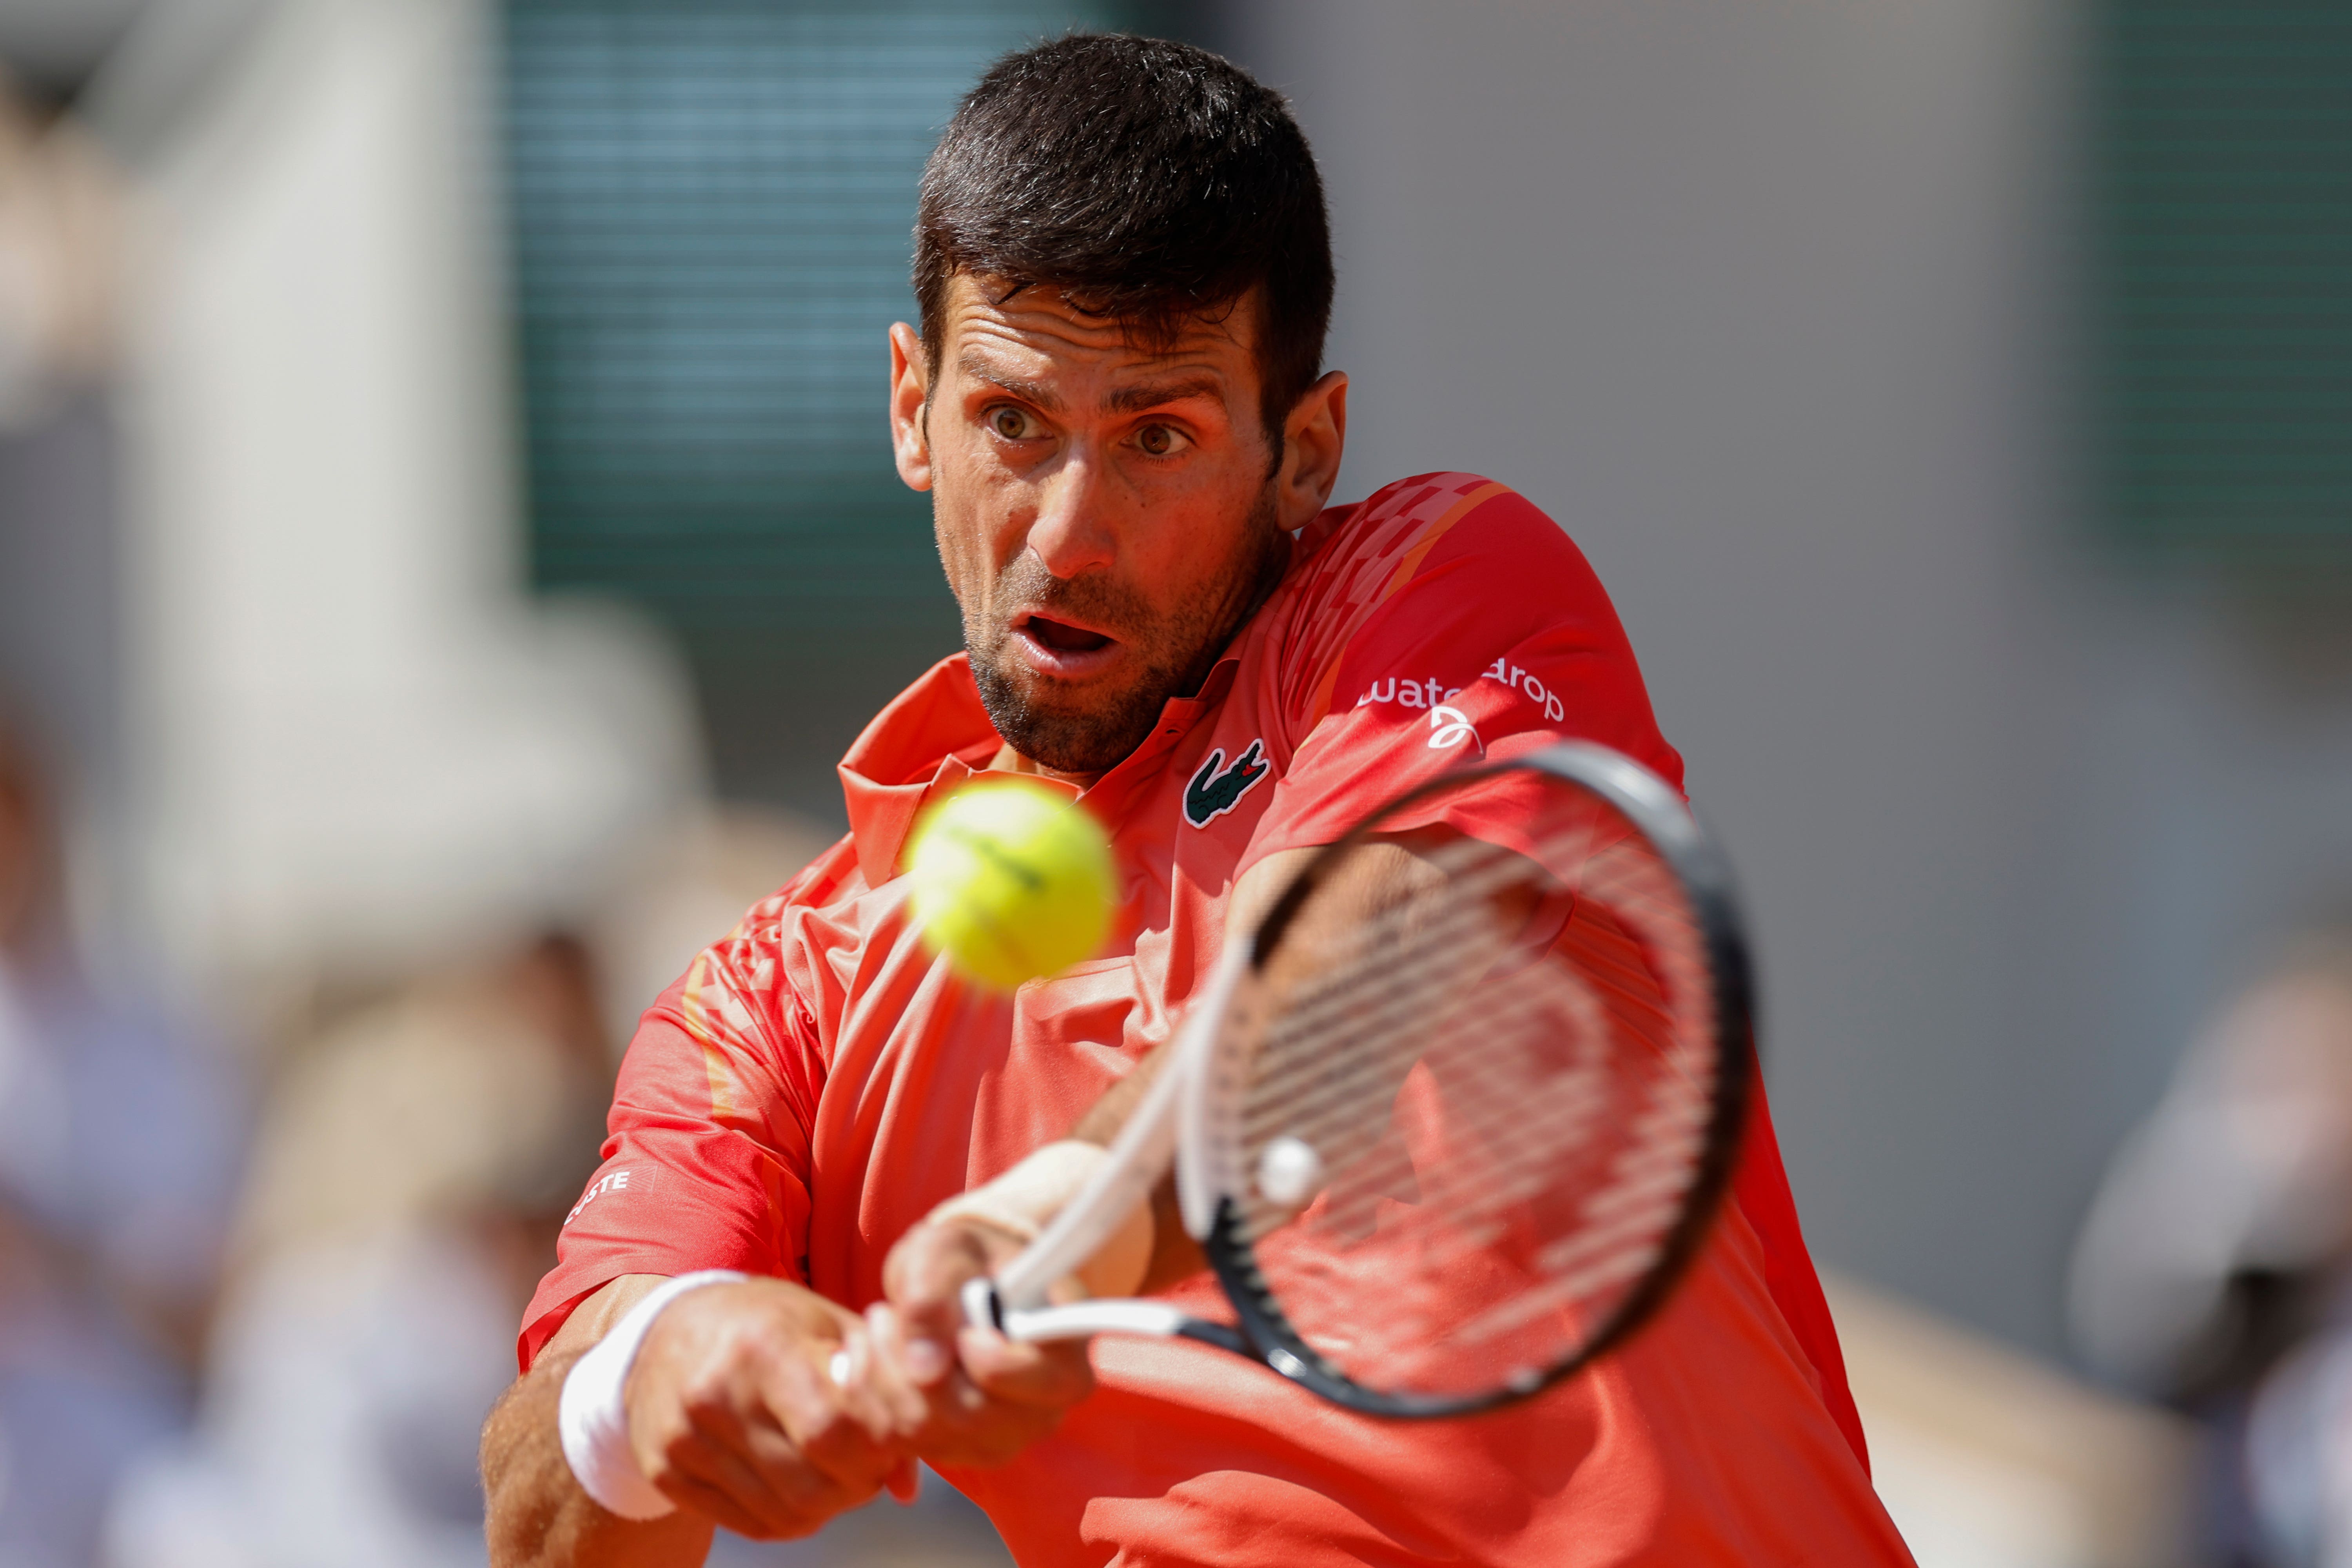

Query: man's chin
[971,666,1161,777]
[1002,710,1155,777]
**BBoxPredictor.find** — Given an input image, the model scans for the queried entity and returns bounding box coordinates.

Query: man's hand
[875,1217,1095,1467]
[483,1274,922,1568]
[625,1277,921,1537]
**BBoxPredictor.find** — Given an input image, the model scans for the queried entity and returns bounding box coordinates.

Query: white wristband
[558,1270,748,1520]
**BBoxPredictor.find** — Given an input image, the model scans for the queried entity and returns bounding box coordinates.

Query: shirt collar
[838,654,1002,887]
[837,649,1245,886]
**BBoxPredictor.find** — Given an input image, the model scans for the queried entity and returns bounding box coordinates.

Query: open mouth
[1022,615,1113,654]
[1011,612,1121,675]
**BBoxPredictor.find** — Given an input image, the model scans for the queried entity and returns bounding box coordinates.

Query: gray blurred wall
[1228,0,2352,1359]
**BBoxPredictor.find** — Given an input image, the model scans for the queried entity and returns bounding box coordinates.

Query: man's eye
[989,407,1036,440]
[1136,424,1183,457]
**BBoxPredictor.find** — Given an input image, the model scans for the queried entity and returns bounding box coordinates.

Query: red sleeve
[1246,475,1873,1475]
[516,891,827,1372]
[1246,478,1682,867]
[1733,1061,1873,1474]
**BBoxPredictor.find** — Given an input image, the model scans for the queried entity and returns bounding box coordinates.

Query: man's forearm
[481,1345,715,1568]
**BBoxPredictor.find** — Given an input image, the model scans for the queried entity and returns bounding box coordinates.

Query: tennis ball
[906,779,1116,991]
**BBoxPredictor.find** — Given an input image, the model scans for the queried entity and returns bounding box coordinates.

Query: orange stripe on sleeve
[1379,480,1511,602]
[1303,481,1514,728]
[683,951,738,1123]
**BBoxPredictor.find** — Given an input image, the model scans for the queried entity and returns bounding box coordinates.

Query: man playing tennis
[481,34,1914,1568]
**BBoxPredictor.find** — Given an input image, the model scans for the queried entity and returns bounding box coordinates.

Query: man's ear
[1276,370,1349,531]
[889,321,933,492]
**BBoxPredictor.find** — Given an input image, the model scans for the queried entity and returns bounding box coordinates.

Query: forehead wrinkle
[949,289,1131,361]
[943,276,1255,391]
[955,339,1236,423]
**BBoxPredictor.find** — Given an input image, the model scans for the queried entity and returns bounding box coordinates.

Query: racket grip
[965,1281,1192,1344]
[960,1275,1002,1333]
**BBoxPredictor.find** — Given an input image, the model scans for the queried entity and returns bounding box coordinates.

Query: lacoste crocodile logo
[1184,739,1271,827]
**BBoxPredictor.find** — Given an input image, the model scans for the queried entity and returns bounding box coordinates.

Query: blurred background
[0,0,2345,1563]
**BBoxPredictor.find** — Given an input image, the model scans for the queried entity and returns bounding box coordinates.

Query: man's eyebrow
[955,354,1229,417]
[1104,375,1227,415]
[957,352,1062,412]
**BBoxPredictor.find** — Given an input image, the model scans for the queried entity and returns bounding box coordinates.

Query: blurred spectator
[105,935,610,1568]
[0,62,128,953]
[2072,932,2352,1566]
[0,701,245,1568]
[0,67,117,428]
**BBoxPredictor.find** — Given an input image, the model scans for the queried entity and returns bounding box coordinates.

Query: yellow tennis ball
[906,779,1116,991]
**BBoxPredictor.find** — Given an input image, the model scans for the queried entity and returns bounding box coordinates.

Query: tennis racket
[960,740,1754,1419]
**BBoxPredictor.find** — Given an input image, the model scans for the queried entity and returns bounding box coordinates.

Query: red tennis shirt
[522,473,1916,1565]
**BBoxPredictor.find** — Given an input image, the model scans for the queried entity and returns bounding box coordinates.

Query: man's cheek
[931,508,995,608]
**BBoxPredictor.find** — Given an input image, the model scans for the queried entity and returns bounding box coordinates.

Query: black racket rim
[1203,741,1756,1420]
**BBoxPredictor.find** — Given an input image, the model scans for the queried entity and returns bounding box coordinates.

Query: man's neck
[985,744,1100,792]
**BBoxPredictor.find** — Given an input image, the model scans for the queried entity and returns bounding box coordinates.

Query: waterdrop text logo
[1481,657,1567,722]
[1428,706,1477,749]
[1354,656,1567,724]
[1359,675,1461,711]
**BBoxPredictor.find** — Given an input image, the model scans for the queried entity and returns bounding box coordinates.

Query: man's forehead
[939,273,1259,388]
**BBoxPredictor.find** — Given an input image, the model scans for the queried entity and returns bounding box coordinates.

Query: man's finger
[809,1320,903,1445]
[655,1467,774,1542]
[884,1222,996,1387]
[666,1379,877,1535]
[876,1214,1098,1467]
[858,1303,936,1432]
[662,1425,864,1541]
[726,1393,887,1514]
[955,1322,1096,1408]
[756,1329,909,1492]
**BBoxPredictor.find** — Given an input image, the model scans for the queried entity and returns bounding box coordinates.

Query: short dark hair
[915,34,1334,448]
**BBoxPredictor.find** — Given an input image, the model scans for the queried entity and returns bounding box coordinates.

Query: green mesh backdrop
[502,0,1204,810]
[2094,1,2352,564]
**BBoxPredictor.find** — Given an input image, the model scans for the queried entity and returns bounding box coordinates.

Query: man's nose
[1023,447,1119,580]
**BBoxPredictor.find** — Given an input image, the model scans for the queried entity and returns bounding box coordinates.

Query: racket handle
[960,1275,1002,1333]
[962,1276,1189,1343]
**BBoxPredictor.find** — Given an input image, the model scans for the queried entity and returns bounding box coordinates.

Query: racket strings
[1234,924,1700,1212]
[1235,831,1708,1150]
[1243,822,1680,1094]
[1245,985,1696,1260]
[1240,945,1615,1178]
[1228,808,1724,1395]
[1238,980,1606,1237]
[1239,886,1537,1136]
[1244,882,1701,1132]
[1244,967,1695,1265]
[1253,837,1527,1030]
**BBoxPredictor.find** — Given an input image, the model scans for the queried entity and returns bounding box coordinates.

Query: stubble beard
[965,484,1287,776]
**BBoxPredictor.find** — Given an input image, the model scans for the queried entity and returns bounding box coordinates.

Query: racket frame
[1189,741,1755,1418]
[963,741,1754,1419]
